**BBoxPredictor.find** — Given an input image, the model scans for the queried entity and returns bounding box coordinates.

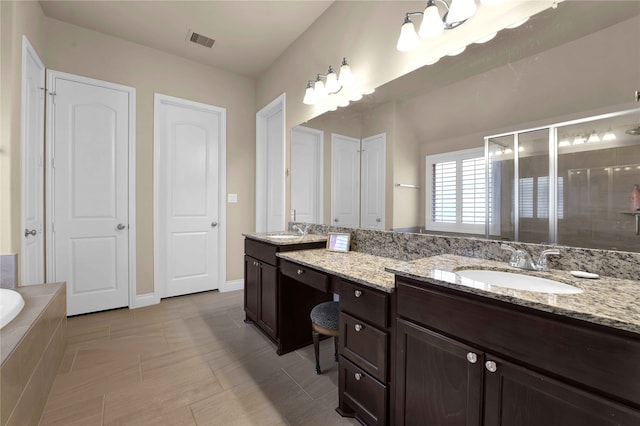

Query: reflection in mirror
[290,1,640,252]
[487,109,640,252]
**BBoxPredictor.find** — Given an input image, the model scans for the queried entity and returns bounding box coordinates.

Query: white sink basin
[267,234,300,240]
[455,269,583,294]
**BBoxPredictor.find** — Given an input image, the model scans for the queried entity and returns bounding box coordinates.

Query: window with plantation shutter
[426,148,486,234]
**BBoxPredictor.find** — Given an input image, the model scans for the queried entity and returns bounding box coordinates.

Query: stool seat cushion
[310,301,339,331]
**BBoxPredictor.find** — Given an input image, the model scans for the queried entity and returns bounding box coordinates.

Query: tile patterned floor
[39,290,359,426]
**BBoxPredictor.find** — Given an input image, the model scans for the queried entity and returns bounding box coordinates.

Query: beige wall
[1,1,255,294]
[43,18,255,293]
[0,0,46,261]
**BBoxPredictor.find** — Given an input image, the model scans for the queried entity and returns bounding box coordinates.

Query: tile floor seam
[280,367,314,401]
[101,394,106,426]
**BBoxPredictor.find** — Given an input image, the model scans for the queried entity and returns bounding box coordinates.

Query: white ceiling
[39,0,335,78]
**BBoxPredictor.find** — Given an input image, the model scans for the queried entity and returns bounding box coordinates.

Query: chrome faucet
[292,224,308,236]
[500,244,560,272]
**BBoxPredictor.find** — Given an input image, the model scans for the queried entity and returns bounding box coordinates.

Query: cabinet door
[244,256,259,322]
[258,262,278,339]
[484,355,640,426]
[396,319,483,426]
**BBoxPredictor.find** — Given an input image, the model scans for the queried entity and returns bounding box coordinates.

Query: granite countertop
[277,249,400,293]
[387,254,640,335]
[243,232,327,245]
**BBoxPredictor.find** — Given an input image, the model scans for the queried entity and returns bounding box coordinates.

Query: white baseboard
[220,279,243,293]
[132,292,160,309]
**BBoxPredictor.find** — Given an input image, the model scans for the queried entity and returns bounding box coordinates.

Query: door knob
[24,229,37,237]
[334,218,339,223]
[376,218,381,223]
[117,224,126,230]
[211,222,218,227]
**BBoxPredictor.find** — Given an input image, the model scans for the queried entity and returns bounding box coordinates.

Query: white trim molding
[220,279,243,293]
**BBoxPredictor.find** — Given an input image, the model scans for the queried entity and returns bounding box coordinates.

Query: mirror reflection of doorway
[291,126,323,224]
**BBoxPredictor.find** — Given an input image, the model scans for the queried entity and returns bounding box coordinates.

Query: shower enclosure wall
[485,108,640,252]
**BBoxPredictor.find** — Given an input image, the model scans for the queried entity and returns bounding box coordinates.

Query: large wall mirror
[289,1,640,252]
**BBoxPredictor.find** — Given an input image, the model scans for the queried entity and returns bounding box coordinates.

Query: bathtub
[0,288,25,329]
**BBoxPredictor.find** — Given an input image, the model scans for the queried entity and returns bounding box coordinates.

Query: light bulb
[397,16,419,52]
[325,66,341,94]
[587,131,600,143]
[446,0,477,24]
[572,135,585,145]
[314,77,326,98]
[338,58,354,87]
[602,129,616,141]
[504,148,513,154]
[419,2,445,39]
[303,83,316,105]
[558,139,570,147]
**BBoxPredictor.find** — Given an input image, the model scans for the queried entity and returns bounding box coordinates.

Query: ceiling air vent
[189,31,215,48]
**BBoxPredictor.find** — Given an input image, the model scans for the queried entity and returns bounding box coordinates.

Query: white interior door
[256,95,285,232]
[361,133,386,229]
[48,72,132,315]
[21,36,45,285]
[291,126,323,224]
[331,134,360,227]
[155,94,224,298]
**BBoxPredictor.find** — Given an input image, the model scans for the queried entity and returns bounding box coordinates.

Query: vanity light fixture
[602,129,616,141]
[572,135,586,145]
[303,58,358,106]
[397,0,501,52]
[587,131,601,143]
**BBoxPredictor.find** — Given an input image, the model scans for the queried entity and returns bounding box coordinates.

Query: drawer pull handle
[354,372,362,381]
[354,324,363,332]
[297,269,304,275]
[485,360,497,373]
[466,352,477,364]
[354,290,362,298]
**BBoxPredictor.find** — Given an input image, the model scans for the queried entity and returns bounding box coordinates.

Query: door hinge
[39,87,46,100]
[49,91,56,104]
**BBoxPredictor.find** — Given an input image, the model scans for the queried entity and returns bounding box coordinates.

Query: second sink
[454,269,583,294]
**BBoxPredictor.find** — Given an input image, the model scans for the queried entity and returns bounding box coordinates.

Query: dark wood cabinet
[244,255,277,339]
[396,277,640,426]
[337,279,395,426]
[243,237,328,353]
[396,318,483,426]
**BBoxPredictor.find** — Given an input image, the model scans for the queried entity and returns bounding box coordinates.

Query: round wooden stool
[310,301,339,374]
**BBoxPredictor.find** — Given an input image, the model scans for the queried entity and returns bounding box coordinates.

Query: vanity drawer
[340,312,388,382]
[340,280,389,328]
[245,239,278,266]
[280,260,328,293]
[339,356,387,426]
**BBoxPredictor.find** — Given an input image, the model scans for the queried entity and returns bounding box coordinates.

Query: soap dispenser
[631,184,640,211]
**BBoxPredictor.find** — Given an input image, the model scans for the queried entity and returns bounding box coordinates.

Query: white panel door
[156,95,223,298]
[291,126,323,224]
[361,133,386,229]
[266,108,285,231]
[21,37,45,285]
[49,73,131,315]
[331,134,360,228]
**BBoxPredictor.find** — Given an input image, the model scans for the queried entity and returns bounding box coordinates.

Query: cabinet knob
[354,372,362,381]
[354,290,362,298]
[354,324,363,332]
[297,269,304,275]
[466,352,478,364]
[485,360,497,373]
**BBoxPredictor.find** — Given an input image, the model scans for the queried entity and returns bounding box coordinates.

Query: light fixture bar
[302,58,362,106]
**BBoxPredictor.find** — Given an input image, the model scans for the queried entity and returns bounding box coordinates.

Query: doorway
[256,94,286,232]
[291,125,323,224]
[154,94,227,298]
[46,71,136,316]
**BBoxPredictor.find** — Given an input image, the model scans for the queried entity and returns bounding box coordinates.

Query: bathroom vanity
[243,233,328,353]
[244,234,640,425]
